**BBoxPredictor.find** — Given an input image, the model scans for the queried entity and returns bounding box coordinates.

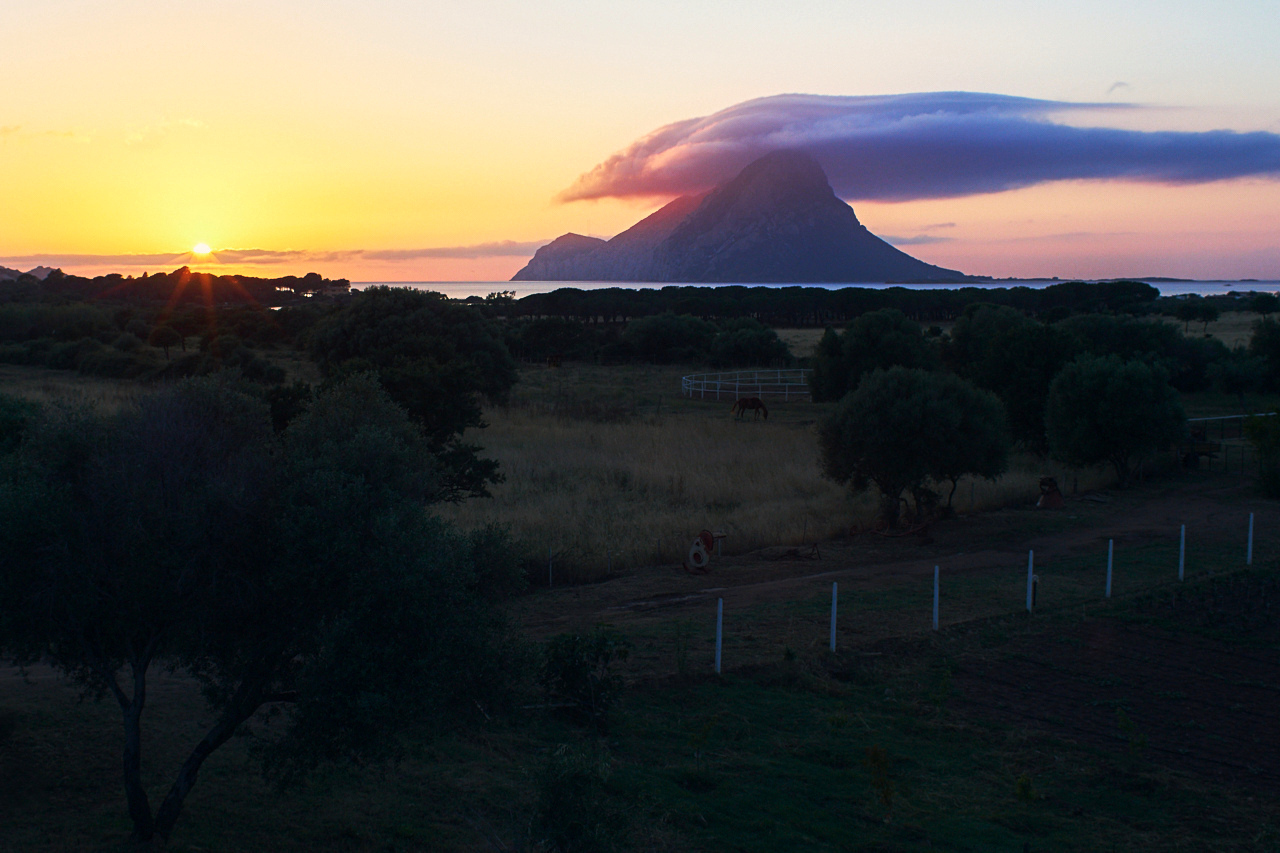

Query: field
[3,347,1280,851]
[3,471,1279,851]
[439,361,1125,583]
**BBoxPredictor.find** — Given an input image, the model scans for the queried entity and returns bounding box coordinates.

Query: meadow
[3,312,1280,851]
[440,358,1160,584]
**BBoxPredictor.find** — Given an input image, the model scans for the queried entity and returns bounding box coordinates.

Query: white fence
[681,369,812,402]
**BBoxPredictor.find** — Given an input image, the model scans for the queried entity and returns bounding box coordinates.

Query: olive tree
[807,309,937,402]
[1045,354,1186,486]
[819,367,1010,527]
[307,286,519,500]
[0,375,521,845]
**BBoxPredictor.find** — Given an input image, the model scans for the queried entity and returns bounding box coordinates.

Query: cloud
[0,241,549,270]
[559,92,1280,203]
[880,234,954,246]
[1106,81,1131,96]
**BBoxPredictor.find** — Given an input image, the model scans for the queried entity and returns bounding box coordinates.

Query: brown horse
[731,397,768,421]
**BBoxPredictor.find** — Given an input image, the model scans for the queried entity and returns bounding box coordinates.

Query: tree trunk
[119,658,155,843]
[151,710,247,842]
[877,487,901,529]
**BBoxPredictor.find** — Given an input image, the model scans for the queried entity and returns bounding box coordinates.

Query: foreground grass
[4,565,1277,852]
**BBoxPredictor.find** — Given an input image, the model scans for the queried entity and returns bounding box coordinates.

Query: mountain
[0,265,57,281]
[513,151,972,283]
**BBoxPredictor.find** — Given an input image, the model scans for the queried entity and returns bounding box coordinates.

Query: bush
[541,628,631,728]
[0,394,39,455]
[535,743,628,853]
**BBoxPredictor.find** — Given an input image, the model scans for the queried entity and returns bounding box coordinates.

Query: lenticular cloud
[559,92,1280,203]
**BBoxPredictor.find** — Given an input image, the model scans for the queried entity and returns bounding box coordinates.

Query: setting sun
[192,242,211,255]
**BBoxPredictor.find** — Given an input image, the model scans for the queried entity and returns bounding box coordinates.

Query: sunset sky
[2,0,1278,284]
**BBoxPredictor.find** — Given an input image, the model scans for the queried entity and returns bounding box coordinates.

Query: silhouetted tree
[808,308,937,402]
[1046,355,1186,486]
[147,325,182,359]
[307,286,518,499]
[0,376,521,846]
[819,367,1010,527]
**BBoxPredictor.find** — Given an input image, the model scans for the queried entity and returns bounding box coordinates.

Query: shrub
[541,628,631,728]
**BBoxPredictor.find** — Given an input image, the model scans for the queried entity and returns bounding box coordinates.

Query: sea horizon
[351,279,1280,300]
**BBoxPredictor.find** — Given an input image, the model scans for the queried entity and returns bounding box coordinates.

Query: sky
[2,0,1278,284]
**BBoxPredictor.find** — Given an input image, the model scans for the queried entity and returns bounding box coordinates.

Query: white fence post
[1179,524,1185,581]
[1026,550,1035,612]
[715,598,723,674]
[1106,539,1113,598]
[829,582,837,651]
[932,566,939,631]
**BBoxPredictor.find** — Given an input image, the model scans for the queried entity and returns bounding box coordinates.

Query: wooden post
[1106,539,1113,598]
[715,598,723,674]
[1026,550,1035,613]
[829,582,837,652]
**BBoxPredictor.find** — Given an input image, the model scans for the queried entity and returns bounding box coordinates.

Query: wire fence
[1185,414,1274,475]
[681,369,812,402]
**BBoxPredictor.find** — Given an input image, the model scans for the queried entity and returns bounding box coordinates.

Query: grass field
[4,559,1276,851]
[3,356,1279,851]
[440,362,1121,583]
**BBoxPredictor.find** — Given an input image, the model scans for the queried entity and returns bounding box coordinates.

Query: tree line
[483,279,1210,326]
[812,305,1219,526]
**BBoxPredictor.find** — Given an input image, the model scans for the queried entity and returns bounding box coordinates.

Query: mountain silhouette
[513,151,972,282]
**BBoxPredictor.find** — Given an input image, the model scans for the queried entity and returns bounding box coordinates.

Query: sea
[351,280,1280,299]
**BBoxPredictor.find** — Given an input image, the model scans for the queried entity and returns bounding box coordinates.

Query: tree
[307,286,519,500]
[0,375,521,845]
[1249,317,1280,391]
[1252,292,1279,318]
[839,308,938,390]
[619,312,717,363]
[946,304,1078,451]
[708,317,791,367]
[1045,355,1186,486]
[807,327,848,402]
[1245,414,1280,497]
[818,367,1010,527]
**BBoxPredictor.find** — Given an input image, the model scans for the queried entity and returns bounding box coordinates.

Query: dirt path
[515,473,1278,637]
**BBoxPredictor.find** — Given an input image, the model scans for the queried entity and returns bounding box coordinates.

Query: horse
[731,397,768,421]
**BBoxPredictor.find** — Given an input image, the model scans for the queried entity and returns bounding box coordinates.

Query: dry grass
[1147,309,1259,349]
[0,364,145,412]
[442,363,1120,583]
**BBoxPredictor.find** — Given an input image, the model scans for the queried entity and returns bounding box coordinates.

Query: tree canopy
[1045,355,1186,485]
[0,375,521,845]
[818,367,1010,527]
[307,286,519,499]
[808,309,938,402]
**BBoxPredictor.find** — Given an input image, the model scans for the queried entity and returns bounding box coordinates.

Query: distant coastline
[352,279,1280,301]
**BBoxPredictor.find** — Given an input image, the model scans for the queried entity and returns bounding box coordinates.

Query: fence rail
[1185,413,1275,475]
[681,369,812,402]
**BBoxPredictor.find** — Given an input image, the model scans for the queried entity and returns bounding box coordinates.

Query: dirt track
[516,473,1278,637]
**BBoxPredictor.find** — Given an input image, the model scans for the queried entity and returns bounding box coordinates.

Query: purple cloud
[559,92,1280,203]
